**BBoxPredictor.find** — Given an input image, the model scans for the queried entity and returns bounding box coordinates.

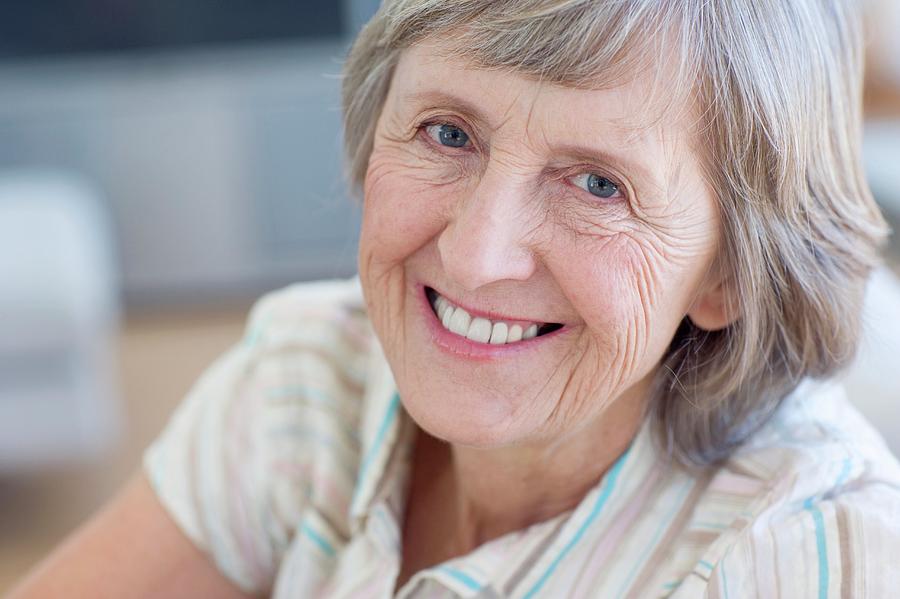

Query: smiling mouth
[425,287,564,345]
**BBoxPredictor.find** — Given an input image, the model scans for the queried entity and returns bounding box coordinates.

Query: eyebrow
[399,89,667,194]
[399,90,499,130]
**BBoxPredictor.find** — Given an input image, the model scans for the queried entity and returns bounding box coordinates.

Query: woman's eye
[424,123,470,148]
[569,173,623,200]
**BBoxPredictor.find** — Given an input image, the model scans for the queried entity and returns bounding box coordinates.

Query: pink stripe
[569,465,663,596]
[271,460,352,518]
[707,470,766,496]
[225,381,272,588]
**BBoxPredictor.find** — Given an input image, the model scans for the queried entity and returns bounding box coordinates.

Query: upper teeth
[433,293,539,344]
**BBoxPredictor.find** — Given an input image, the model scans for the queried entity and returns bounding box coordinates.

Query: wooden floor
[0,304,251,594]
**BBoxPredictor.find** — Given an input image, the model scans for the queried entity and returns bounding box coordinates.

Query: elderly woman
[9,0,900,598]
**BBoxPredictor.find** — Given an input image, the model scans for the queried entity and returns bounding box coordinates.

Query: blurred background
[0,0,899,592]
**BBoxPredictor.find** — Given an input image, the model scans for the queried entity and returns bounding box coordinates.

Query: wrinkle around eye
[369,143,473,191]
[393,133,480,186]
[550,197,637,241]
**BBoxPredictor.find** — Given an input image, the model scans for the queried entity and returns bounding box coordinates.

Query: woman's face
[358,39,725,448]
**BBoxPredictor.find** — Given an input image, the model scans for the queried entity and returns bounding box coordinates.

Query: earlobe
[687,271,738,332]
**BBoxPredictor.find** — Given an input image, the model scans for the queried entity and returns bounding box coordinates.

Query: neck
[429,386,647,554]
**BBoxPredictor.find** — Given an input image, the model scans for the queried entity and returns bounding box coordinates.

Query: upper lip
[425,285,563,325]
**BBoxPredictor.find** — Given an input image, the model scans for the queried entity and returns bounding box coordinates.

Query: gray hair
[341,0,889,466]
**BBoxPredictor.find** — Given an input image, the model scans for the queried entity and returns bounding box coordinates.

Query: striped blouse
[143,277,900,598]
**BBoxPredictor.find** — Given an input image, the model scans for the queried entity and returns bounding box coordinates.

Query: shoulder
[180,276,376,468]
[691,481,900,597]
[727,378,900,499]
[142,276,377,593]
[244,276,372,357]
[689,379,900,597]
[235,277,376,415]
[184,276,374,398]
[230,275,376,517]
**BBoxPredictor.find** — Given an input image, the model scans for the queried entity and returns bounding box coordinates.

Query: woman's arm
[5,470,257,599]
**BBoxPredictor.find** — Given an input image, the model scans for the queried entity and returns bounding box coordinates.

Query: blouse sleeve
[141,296,314,596]
[702,482,900,597]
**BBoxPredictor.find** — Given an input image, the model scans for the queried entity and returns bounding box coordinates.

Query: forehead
[386,39,702,191]
[395,40,662,125]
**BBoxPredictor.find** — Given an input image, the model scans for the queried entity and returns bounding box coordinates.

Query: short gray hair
[341,0,889,466]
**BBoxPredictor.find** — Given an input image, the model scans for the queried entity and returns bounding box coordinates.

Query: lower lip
[416,284,567,361]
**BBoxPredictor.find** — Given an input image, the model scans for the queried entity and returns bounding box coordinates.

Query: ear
[687,263,738,331]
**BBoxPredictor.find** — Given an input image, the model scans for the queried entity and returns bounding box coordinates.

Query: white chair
[0,170,121,472]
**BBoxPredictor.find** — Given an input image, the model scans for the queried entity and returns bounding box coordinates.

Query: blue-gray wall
[0,0,382,308]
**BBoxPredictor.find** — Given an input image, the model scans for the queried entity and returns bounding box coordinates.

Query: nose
[437,166,538,291]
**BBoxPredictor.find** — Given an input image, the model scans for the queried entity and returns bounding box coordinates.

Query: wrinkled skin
[360,40,724,446]
[357,38,728,556]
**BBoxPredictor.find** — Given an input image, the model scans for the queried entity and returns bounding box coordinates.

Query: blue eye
[569,173,622,200]
[425,123,470,148]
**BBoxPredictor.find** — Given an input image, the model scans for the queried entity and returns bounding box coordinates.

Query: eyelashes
[416,118,478,154]
[423,122,471,149]
[566,173,624,201]
[413,118,630,205]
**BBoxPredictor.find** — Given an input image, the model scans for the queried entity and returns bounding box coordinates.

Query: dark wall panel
[0,1,343,59]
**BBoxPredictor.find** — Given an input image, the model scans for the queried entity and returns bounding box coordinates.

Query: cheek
[359,148,452,268]
[548,231,707,366]
[548,234,646,318]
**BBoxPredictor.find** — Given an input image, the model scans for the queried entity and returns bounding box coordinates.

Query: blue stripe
[804,497,829,599]
[699,559,715,570]
[834,457,852,487]
[268,384,338,404]
[266,386,361,445]
[614,480,694,597]
[720,559,730,599]
[662,581,680,590]
[522,446,631,599]
[797,459,848,599]
[300,522,336,557]
[244,314,269,347]
[354,392,400,493]
[437,565,483,591]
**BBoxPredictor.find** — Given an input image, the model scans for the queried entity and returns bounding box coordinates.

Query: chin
[398,385,526,449]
